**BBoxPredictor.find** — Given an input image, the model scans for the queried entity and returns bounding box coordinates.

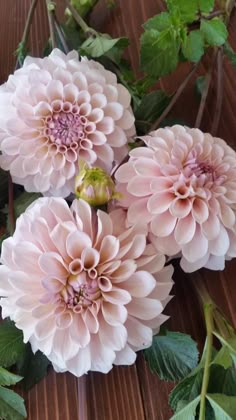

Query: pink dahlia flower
[0,49,135,197]
[0,197,173,376]
[115,125,236,272]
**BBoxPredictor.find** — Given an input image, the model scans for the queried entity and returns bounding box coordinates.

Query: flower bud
[75,163,120,206]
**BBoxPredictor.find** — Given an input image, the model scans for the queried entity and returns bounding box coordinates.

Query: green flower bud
[75,163,120,206]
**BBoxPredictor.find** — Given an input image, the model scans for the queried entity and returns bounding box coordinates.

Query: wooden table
[0,1,236,419]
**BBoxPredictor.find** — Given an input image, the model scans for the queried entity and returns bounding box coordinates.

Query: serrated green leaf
[0,367,22,387]
[143,12,172,31]
[198,0,214,13]
[18,345,50,391]
[144,330,199,381]
[80,35,129,58]
[212,346,233,369]
[0,321,26,368]
[208,365,236,396]
[169,368,203,411]
[207,394,236,419]
[134,90,170,134]
[224,42,236,67]
[0,386,27,420]
[182,30,204,62]
[170,396,200,419]
[7,192,41,233]
[167,0,198,23]
[140,29,180,78]
[200,18,228,46]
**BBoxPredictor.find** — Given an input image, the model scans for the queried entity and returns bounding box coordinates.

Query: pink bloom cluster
[0,197,173,376]
[0,49,135,197]
[115,125,236,272]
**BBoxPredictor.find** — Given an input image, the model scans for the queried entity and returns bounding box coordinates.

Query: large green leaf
[169,368,203,411]
[144,330,199,381]
[143,12,172,31]
[18,345,51,391]
[170,396,200,420]
[200,18,228,46]
[198,0,214,13]
[0,321,26,368]
[166,0,198,23]
[208,365,236,396]
[207,394,236,419]
[0,386,27,420]
[0,367,22,387]
[134,90,170,134]
[140,28,180,78]
[182,30,204,62]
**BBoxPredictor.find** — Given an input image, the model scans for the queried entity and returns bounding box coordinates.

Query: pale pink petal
[150,211,177,237]
[174,214,196,245]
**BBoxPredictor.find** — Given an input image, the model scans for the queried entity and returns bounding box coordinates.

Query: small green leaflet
[134,90,170,134]
[18,346,51,391]
[166,0,198,23]
[143,12,171,31]
[0,367,22,387]
[80,35,129,58]
[140,29,180,78]
[182,30,204,63]
[144,330,199,381]
[224,42,236,67]
[169,368,203,411]
[0,321,26,368]
[200,18,228,46]
[0,386,27,420]
[214,331,236,364]
[170,396,200,420]
[207,394,236,419]
[211,345,233,369]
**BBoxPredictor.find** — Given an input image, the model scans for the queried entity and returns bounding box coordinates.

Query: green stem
[199,303,214,420]
[45,0,57,49]
[64,0,96,35]
[16,0,39,66]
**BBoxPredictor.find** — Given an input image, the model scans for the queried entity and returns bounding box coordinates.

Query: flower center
[184,159,216,182]
[45,112,84,146]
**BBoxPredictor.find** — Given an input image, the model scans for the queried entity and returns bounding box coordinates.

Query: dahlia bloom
[0,197,173,376]
[115,125,236,272]
[0,49,135,197]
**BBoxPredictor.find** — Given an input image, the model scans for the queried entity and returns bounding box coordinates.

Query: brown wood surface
[0,1,236,419]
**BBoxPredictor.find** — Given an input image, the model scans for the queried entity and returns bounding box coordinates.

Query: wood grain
[0,1,236,419]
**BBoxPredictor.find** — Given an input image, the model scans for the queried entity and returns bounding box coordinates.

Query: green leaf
[0,386,27,420]
[144,330,199,381]
[198,0,214,13]
[166,0,198,23]
[208,365,236,396]
[18,345,51,391]
[0,321,26,368]
[182,30,204,62]
[224,42,236,67]
[140,29,180,78]
[134,90,170,134]
[214,332,236,364]
[7,192,41,233]
[169,368,203,411]
[70,0,98,18]
[80,35,129,58]
[200,18,228,46]
[207,394,236,419]
[170,396,200,419]
[212,346,233,369]
[0,367,22,387]
[143,12,172,31]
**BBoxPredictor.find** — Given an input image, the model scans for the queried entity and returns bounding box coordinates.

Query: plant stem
[211,47,224,136]
[195,50,217,129]
[8,174,15,234]
[199,303,214,420]
[45,0,57,49]
[54,17,70,53]
[21,0,39,45]
[64,0,96,35]
[150,64,199,132]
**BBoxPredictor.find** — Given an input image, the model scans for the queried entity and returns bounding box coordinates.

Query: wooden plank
[0,1,236,419]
